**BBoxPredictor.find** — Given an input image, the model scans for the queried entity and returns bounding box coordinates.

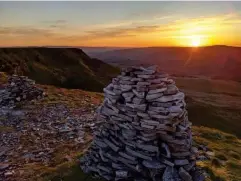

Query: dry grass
[193,126,241,181]
[174,77,241,138]
[0,72,8,84]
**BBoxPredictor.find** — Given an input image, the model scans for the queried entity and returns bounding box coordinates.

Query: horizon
[1,1,241,47]
[1,45,240,49]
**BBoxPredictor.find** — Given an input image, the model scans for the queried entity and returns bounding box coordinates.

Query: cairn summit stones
[0,75,45,109]
[80,66,205,181]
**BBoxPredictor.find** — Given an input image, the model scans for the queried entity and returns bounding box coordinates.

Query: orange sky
[1,2,241,47]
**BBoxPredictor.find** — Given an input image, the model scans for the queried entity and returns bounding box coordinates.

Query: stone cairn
[80,66,205,181]
[0,75,45,108]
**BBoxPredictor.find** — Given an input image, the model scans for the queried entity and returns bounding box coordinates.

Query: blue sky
[1,1,241,47]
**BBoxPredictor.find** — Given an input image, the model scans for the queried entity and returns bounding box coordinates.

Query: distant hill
[89,45,241,82]
[0,48,119,91]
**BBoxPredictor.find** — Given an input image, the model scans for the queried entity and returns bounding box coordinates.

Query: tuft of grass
[228,151,240,160]
[0,72,8,84]
[0,126,15,132]
[215,154,228,161]
[193,126,241,181]
[211,158,223,168]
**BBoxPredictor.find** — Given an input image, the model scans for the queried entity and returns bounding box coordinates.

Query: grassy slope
[0,48,119,92]
[175,77,241,138]
[1,74,241,181]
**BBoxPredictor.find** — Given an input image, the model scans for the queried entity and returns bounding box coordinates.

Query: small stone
[4,171,14,177]
[146,93,163,101]
[0,163,10,171]
[174,159,189,166]
[179,167,193,181]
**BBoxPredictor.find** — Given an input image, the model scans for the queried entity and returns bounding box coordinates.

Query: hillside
[1,74,240,181]
[175,77,241,138]
[0,48,119,92]
[89,46,241,82]
[1,73,241,181]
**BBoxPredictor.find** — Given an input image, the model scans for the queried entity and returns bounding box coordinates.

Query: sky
[1,1,241,47]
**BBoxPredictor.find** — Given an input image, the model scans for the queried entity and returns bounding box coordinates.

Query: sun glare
[191,35,201,47]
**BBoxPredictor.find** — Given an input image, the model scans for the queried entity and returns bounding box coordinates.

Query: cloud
[42,20,67,24]
[1,13,241,46]
[41,20,67,29]
[85,25,160,38]
[0,26,58,37]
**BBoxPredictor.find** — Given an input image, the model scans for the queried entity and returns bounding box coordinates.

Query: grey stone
[142,160,166,169]
[97,165,113,174]
[148,88,167,94]
[172,152,191,158]
[179,167,193,181]
[125,147,152,161]
[112,163,126,169]
[137,74,156,79]
[132,89,145,98]
[120,80,135,85]
[161,159,174,167]
[119,151,137,161]
[136,143,159,152]
[163,167,181,181]
[132,97,145,105]
[156,92,184,103]
[137,112,150,118]
[174,159,189,166]
[146,93,163,101]
[131,77,143,82]
[148,106,166,112]
[103,138,120,152]
[134,70,155,75]
[141,123,155,130]
[118,156,138,165]
[120,84,133,91]
[141,119,160,126]
[104,88,117,96]
[116,170,129,178]
[191,170,206,181]
[0,163,10,171]
[168,105,183,113]
[183,161,196,171]
[126,103,146,111]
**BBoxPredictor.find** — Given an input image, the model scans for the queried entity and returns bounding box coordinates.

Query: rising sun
[190,35,201,47]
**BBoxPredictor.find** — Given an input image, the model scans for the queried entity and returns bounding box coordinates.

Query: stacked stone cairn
[0,75,45,108]
[80,66,205,181]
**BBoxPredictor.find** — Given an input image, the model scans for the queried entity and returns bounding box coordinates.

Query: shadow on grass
[186,96,241,138]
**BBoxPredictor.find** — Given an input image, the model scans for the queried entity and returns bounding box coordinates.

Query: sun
[190,35,201,47]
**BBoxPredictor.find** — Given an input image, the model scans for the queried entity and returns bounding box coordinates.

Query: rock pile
[0,75,45,108]
[80,66,205,181]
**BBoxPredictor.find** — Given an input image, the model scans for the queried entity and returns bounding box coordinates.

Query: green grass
[35,126,241,181]
[186,97,241,138]
[193,126,241,181]
[174,77,241,138]
[0,72,8,84]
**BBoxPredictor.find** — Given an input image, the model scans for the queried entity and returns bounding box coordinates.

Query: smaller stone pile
[0,75,45,108]
[80,66,205,181]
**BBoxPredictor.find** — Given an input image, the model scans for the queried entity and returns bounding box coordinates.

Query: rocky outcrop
[0,75,45,109]
[80,66,206,181]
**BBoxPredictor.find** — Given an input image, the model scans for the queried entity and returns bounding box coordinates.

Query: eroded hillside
[0,48,119,92]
